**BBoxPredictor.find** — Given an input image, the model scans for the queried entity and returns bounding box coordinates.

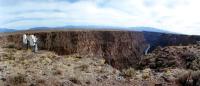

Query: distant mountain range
[129,27,174,33]
[0,26,174,34]
[0,28,17,33]
[29,26,173,33]
[29,26,127,30]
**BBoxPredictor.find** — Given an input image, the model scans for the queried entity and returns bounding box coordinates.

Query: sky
[0,0,200,35]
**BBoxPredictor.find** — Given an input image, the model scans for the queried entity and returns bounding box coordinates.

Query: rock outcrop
[140,44,200,70]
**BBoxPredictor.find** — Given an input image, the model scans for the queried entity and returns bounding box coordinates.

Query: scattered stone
[96,77,103,82]
[116,76,124,81]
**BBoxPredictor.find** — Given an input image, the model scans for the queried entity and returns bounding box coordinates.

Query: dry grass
[121,67,136,78]
[9,74,27,85]
[75,64,89,71]
[3,43,16,49]
[0,45,125,86]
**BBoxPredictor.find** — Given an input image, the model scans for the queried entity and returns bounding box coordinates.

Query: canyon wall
[4,31,200,70]
[5,31,147,69]
[143,32,200,52]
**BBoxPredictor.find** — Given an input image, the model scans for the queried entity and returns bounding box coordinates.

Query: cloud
[0,0,200,35]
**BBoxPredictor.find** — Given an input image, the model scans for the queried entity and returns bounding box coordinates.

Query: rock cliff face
[5,31,147,69]
[4,30,200,70]
[143,32,200,52]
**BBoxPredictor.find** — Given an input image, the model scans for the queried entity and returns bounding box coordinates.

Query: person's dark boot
[27,40,29,50]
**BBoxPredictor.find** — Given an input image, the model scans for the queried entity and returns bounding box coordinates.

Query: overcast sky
[0,0,200,35]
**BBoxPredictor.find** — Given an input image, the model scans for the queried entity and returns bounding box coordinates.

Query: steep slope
[143,32,200,52]
[140,44,200,70]
[4,30,200,70]
[5,31,147,70]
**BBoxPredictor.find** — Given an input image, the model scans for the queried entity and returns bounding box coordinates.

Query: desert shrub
[155,60,164,68]
[181,52,196,61]
[85,80,91,84]
[167,60,177,67]
[4,43,16,48]
[181,52,200,70]
[75,56,82,59]
[29,83,36,86]
[142,73,150,79]
[36,79,46,84]
[94,66,107,74]
[139,54,177,70]
[67,64,71,66]
[121,67,136,78]
[53,69,63,75]
[75,64,89,72]
[2,52,15,61]
[189,58,200,70]
[69,77,81,85]
[9,74,27,85]
[138,55,154,69]
[178,71,200,86]
[142,68,151,79]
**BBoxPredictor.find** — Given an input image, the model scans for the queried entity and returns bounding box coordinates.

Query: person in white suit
[23,34,29,49]
[23,34,38,52]
[23,34,27,44]
[29,35,38,52]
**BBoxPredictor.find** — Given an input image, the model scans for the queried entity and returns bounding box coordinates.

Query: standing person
[29,34,38,52]
[23,34,29,49]
[33,35,38,52]
[27,38,30,50]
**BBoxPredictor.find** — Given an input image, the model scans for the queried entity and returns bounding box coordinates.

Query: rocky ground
[1,39,200,86]
[0,44,121,86]
[0,40,169,86]
[140,43,200,86]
